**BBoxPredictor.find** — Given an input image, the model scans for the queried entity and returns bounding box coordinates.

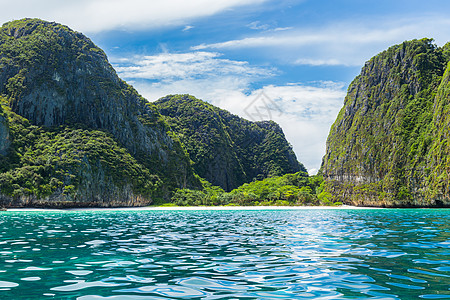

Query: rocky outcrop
[0,110,164,207]
[0,166,152,209]
[322,39,450,207]
[155,95,305,191]
[0,112,9,155]
[426,58,450,203]
[0,19,202,207]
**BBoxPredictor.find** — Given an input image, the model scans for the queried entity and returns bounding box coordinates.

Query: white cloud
[113,51,274,102]
[127,77,249,104]
[182,25,194,32]
[295,58,344,66]
[113,51,275,81]
[273,27,293,32]
[248,21,270,31]
[246,22,294,33]
[192,37,278,50]
[0,0,267,32]
[114,52,346,173]
[191,16,450,66]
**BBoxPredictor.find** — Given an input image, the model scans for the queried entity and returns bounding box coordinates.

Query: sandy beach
[4,205,381,212]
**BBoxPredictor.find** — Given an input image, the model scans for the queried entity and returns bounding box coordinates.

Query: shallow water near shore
[0,209,448,299]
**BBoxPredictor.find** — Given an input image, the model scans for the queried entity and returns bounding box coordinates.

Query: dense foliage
[170,172,340,206]
[0,19,310,207]
[0,97,161,203]
[155,95,305,191]
[0,19,204,206]
[322,38,450,207]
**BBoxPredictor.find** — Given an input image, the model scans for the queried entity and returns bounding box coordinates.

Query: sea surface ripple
[0,209,448,299]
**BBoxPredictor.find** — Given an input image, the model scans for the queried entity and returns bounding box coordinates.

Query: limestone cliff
[0,106,9,155]
[322,39,450,207]
[155,95,305,191]
[0,111,9,155]
[0,18,309,207]
[0,19,200,207]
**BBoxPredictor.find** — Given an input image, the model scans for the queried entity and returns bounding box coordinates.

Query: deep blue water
[0,209,448,299]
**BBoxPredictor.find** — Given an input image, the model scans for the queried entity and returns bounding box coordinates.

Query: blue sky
[2,0,450,174]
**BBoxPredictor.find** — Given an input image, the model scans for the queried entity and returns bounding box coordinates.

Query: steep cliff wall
[0,19,200,190]
[155,95,305,191]
[322,39,450,207]
[0,100,162,207]
[0,106,9,155]
[0,19,200,207]
[427,58,450,202]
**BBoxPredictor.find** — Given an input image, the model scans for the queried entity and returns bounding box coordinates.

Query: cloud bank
[192,16,450,67]
[115,52,275,81]
[0,0,266,32]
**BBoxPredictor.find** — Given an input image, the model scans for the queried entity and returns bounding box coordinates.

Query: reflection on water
[0,209,448,299]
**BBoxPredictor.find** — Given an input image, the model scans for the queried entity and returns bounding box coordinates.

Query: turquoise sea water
[0,209,448,299]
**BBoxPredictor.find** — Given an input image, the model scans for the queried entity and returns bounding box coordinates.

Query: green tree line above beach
[169,172,339,207]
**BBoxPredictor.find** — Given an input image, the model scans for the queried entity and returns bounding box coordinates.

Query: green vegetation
[0,19,310,207]
[155,94,305,191]
[0,97,161,202]
[322,38,450,207]
[170,172,341,206]
[0,19,203,206]
[0,18,106,103]
[5,19,450,208]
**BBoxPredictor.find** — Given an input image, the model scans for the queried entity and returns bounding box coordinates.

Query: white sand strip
[4,205,381,212]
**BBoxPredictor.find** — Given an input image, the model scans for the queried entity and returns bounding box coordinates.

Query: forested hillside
[155,95,304,191]
[322,38,450,207]
[0,19,306,207]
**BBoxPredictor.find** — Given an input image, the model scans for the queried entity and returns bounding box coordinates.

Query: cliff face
[0,107,9,155]
[0,19,200,207]
[322,39,450,207]
[155,95,305,191]
[428,58,450,202]
[0,100,170,208]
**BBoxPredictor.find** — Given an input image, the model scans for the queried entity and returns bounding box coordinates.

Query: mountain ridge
[0,18,305,207]
[155,94,305,191]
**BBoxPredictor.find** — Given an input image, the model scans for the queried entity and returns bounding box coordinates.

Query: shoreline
[3,205,383,212]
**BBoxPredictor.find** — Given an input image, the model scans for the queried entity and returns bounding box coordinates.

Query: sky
[2,0,450,174]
